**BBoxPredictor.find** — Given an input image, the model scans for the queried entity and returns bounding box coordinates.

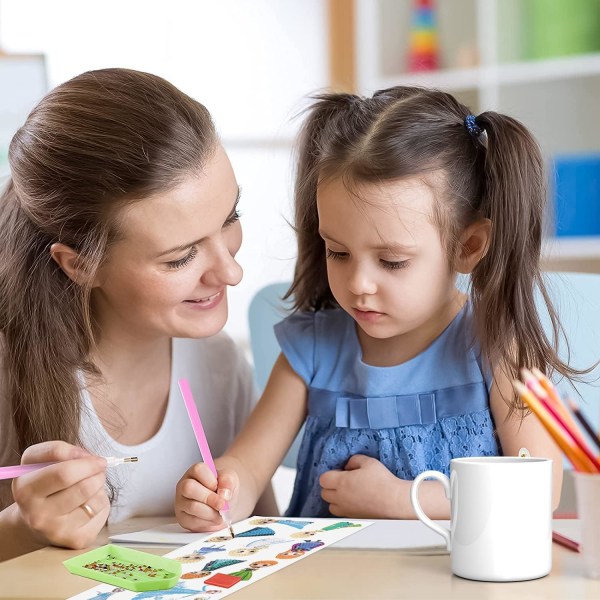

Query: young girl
[0,68,275,561]
[175,86,575,528]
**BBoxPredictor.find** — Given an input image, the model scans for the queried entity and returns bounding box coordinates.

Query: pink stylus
[178,378,234,537]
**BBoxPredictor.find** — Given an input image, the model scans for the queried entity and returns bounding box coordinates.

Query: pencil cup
[410,456,553,582]
[574,472,600,579]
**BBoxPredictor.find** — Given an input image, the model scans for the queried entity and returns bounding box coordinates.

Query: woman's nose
[202,243,243,287]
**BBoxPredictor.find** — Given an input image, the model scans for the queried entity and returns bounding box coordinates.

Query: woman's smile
[183,289,224,310]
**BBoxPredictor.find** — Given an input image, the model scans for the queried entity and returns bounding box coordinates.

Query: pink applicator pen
[0,456,138,480]
[178,378,235,538]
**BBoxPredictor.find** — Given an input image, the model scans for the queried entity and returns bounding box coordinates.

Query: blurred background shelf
[373,53,600,92]
[543,238,600,273]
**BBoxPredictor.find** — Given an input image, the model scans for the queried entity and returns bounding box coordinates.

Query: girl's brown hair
[289,86,582,404]
[0,68,217,480]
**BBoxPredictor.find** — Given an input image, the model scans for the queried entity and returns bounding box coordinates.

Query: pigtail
[288,94,361,311]
[470,112,581,400]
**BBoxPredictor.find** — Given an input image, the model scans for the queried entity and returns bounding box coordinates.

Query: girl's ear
[456,218,491,274]
[50,243,94,286]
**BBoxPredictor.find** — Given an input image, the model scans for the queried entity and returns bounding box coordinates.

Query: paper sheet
[332,519,449,553]
[69,516,370,599]
[110,519,451,552]
[110,523,206,547]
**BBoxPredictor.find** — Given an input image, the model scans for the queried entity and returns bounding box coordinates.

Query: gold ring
[80,503,95,519]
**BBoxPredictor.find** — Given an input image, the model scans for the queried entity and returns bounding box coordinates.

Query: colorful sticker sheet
[68,516,370,599]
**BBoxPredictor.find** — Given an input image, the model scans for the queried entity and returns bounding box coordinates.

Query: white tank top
[79,334,257,523]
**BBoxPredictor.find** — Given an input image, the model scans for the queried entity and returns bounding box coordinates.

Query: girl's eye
[380,259,409,271]
[326,248,348,261]
[224,209,241,227]
[166,246,198,269]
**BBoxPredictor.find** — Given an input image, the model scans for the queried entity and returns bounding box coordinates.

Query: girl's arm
[320,455,451,519]
[490,367,563,510]
[175,353,306,531]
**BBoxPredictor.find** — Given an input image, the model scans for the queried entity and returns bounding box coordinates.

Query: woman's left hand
[319,454,406,519]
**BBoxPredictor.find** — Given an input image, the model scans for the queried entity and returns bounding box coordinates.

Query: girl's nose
[347,261,377,296]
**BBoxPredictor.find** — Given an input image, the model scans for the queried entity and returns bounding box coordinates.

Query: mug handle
[410,470,452,550]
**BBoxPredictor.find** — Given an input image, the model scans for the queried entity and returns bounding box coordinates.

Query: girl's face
[316,175,459,351]
[92,145,242,341]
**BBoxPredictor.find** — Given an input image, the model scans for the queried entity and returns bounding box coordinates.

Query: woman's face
[92,144,242,341]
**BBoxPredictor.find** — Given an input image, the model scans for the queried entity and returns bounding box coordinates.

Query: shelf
[370,66,481,93]
[543,237,600,260]
[496,53,600,86]
[359,53,600,95]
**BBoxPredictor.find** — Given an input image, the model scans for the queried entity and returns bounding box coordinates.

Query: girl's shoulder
[429,299,493,390]
[275,308,351,347]
[274,308,352,385]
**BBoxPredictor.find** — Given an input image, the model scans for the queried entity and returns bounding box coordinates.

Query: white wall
[0,0,329,346]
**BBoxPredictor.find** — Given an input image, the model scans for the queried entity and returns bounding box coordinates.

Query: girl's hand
[320,454,406,519]
[11,441,110,549]
[175,463,238,533]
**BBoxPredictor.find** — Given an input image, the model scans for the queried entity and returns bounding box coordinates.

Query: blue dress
[274,303,500,517]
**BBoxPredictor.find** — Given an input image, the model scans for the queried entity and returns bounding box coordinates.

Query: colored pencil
[568,397,600,453]
[512,381,595,473]
[531,367,562,405]
[0,456,138,481]
[178,378,235,538]
[530,368,580,427]
[552,530,581,553]
[521,369,600,471]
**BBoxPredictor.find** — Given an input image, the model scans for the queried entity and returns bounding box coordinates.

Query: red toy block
[204,572,243,588]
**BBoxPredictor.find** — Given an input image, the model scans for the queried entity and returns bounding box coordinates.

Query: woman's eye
[166,247,198,269]
[380,259,409,271]
[325,248,348,261]
[224,210,241,227]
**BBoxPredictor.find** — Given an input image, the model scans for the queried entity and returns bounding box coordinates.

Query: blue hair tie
[465,114,482,138]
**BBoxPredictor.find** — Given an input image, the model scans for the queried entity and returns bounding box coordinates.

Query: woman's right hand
[11,441,109,550]
[175,462,239,533]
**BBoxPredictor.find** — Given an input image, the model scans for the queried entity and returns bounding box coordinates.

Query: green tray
[63,544,181,592]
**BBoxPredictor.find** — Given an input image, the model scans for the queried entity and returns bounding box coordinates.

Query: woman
[0,67,275,561]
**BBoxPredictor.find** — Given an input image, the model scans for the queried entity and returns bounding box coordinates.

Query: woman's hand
[11,441,109,550]
[320,454,407,519]
[175,463,238,532]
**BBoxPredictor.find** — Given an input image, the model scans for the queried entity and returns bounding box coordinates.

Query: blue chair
[538,272,600,427]
[248,282,303,468]
[538,272,600,514]
[247,273,600,472]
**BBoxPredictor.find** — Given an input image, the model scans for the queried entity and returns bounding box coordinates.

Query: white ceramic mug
[410,456,553,582]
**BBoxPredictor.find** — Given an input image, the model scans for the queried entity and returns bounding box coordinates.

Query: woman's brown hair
[288,86,584,405]
[0,68,217,484]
